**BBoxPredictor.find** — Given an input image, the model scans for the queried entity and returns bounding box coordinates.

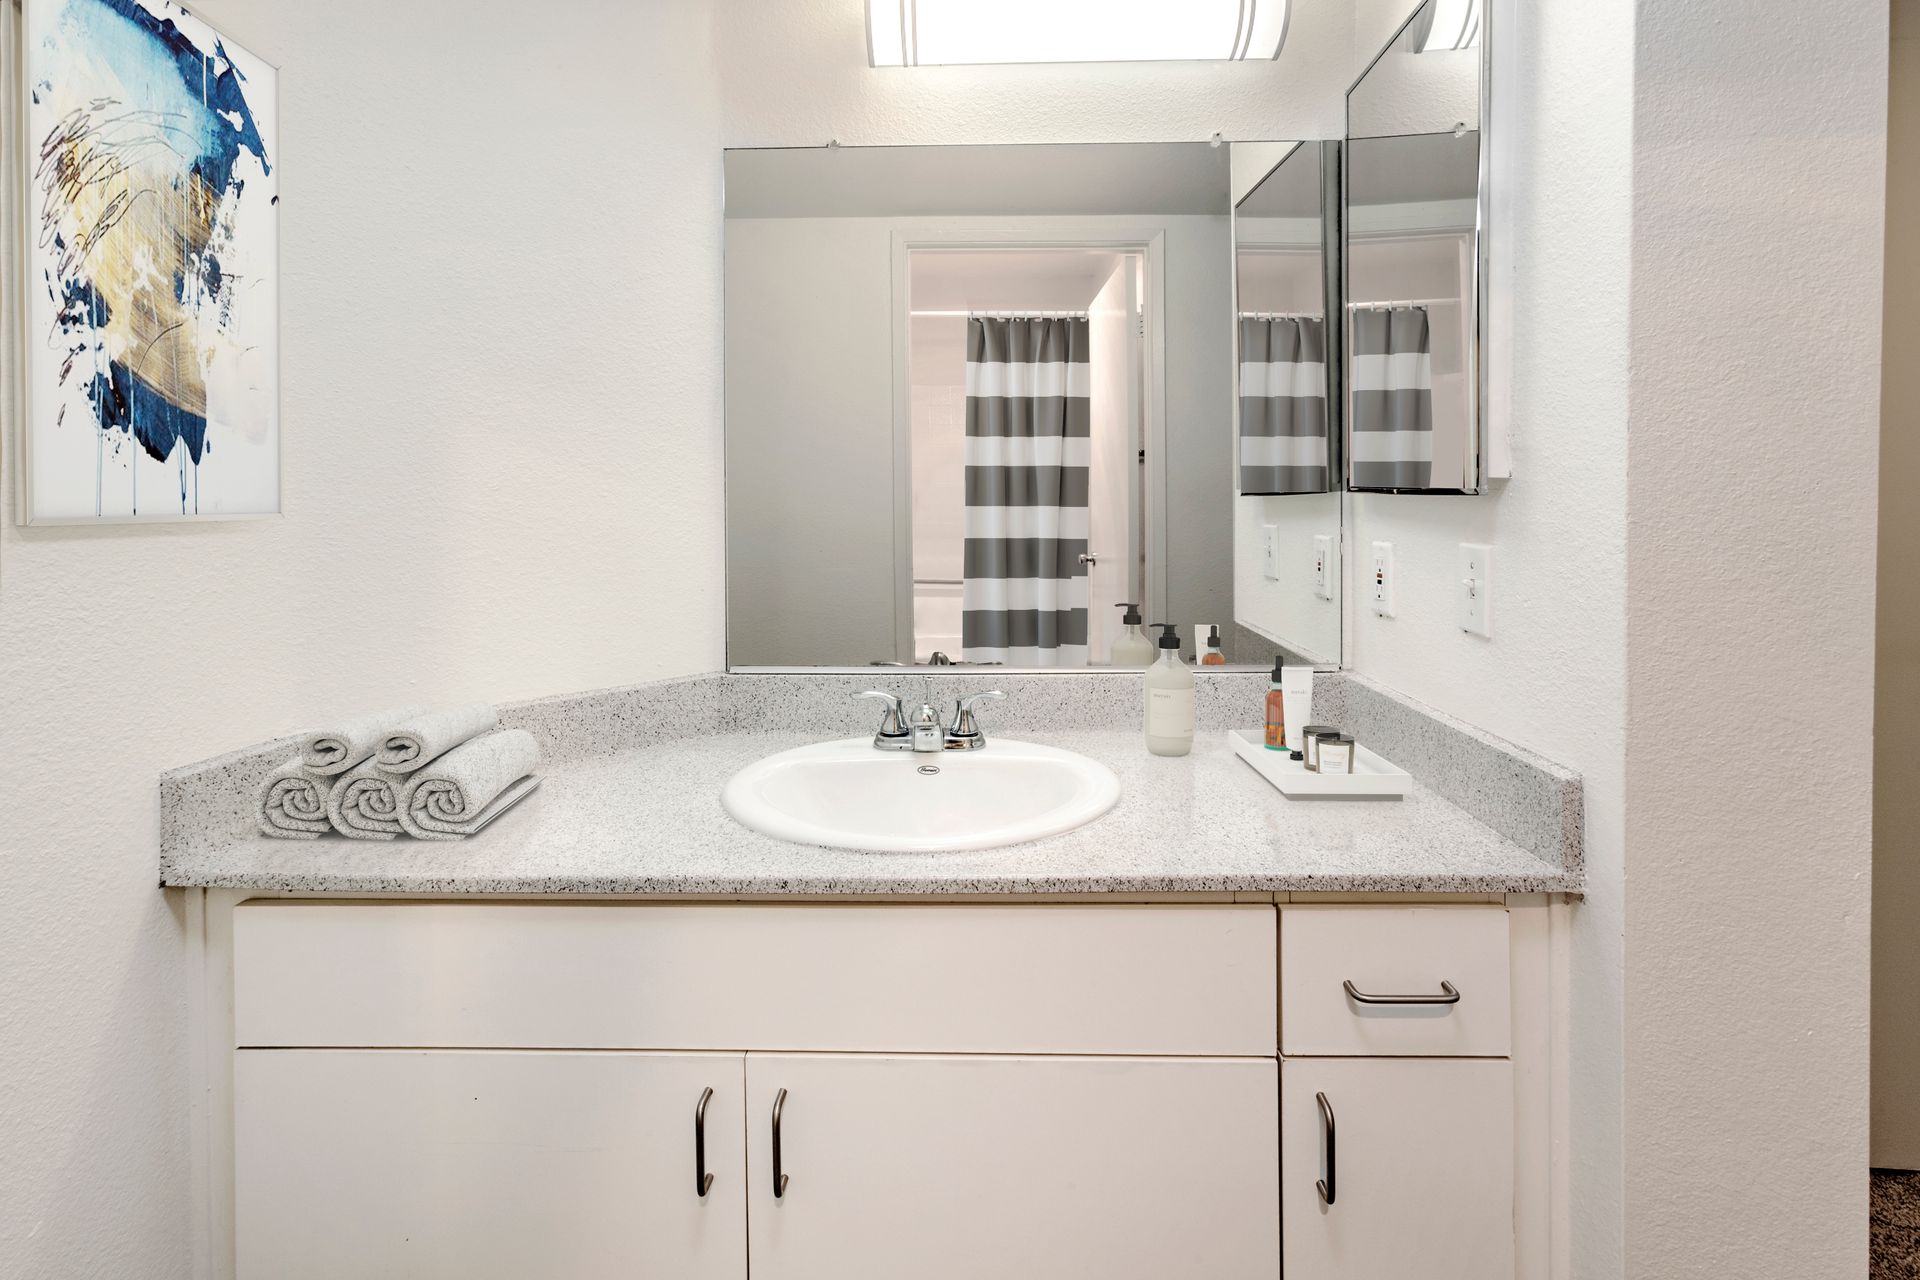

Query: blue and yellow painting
[25,0,278,521]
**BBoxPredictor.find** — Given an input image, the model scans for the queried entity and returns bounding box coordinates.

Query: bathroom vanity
[223,900,1537,1280]
[164,670,1578,1280]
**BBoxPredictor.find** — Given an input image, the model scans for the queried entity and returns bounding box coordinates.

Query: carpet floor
[1876,1170,1920,1278]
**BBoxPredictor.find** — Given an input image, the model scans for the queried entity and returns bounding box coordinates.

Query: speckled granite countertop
[160,715,1580,896]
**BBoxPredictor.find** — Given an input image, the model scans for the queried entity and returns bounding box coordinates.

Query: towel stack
[257,704,541,842]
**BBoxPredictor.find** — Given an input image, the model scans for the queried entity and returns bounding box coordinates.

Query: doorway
[904,248,1146,665]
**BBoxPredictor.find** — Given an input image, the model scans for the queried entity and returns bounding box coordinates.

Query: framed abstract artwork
[10,0,278,523]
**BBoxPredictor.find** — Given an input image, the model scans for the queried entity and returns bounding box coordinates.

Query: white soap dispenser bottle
[1143,623,1196,757]
[1110,602,1155,667]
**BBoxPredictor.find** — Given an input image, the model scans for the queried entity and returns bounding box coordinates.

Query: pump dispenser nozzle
[1116,602,1144,626]
[1151,623,1182,650]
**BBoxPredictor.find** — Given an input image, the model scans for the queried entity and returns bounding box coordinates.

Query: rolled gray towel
[258,759,335,839]
[377,704,499,774]
[300,705,429,775]
[326,760,408,840]
[398,729,542,841]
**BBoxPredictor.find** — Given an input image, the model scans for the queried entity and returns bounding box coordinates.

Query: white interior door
[746,1052,1278,1280]
[1281,1057,1514,1280]
[235,1050,747,1280]
[1087,257,1141,662]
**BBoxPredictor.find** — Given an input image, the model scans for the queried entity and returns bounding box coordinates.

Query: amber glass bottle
[1263,658,1286,749]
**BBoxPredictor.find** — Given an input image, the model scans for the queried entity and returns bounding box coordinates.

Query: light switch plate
[1370,541,1394,617]
[1262,525,1280,580]
[1312,534,1335,601]
[1458,542,1492,637]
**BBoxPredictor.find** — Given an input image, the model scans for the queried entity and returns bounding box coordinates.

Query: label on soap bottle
[1147,687,1195,737]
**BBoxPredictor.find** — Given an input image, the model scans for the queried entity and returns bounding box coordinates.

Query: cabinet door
[235,1050,746,1280]
[745,1053,1279,1280]
[1281,1058,1514,1280]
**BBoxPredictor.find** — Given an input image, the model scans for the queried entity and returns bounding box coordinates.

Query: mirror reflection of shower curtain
[1350,305,1434,489]
[1238,316,1330,495]
[961,317,1091,666]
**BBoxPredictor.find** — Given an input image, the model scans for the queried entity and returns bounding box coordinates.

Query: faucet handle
[854,690,907,738]
[949,690,1007,737]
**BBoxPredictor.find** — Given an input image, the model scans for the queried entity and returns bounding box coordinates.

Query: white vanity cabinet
[744,1053,1279,1280]
[1281,1058,1515,1280]
[234,1050,747,1280]
[1279,905,1521,1280]
[218,899,1548,1280]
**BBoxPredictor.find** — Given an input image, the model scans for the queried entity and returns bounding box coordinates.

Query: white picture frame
[7,0,280,525]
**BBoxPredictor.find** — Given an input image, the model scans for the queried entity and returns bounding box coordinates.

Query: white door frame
[890,223,1170,663]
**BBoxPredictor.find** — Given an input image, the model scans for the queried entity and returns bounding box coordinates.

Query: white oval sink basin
[721,738,1120,853]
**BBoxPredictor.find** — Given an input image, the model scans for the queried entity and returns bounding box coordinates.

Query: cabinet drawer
[1280,906,1509,1057]
[234,902,1276,1056]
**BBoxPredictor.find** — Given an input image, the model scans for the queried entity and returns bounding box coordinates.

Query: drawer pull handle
[771,1088,791,1199]
[694,1087,715,1198]
[1315,1091,1336,1206]
[1342,978,1461,1006]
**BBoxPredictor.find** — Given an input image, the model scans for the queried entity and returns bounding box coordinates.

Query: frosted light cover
[1420,0,1482,51]
[868,0,1289,67]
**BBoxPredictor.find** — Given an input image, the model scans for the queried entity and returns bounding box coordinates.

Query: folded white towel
[377,704,499,774]
[257,760,335,839]
[398,729,542,841]
[301,704,429,776]
[326,760,408,840]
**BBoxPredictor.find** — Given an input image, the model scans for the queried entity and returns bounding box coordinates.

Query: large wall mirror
[1344,0,1489,494]
[724,142,1329,671]
[1231,141,1343,667]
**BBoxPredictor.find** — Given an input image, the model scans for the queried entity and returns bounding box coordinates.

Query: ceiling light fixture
[867,0,1290,68]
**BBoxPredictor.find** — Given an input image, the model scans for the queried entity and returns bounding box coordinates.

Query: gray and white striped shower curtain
[961,317,1091,666]
[1350,305,1434,489]
[1239,316,1330,494]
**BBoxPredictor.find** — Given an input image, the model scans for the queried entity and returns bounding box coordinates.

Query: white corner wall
[1623,1,1883,1275]
[1339,3,1634,1268]
[0,1,724,1273]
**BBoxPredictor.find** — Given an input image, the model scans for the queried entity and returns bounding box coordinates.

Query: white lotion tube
[1280,666,1314,753]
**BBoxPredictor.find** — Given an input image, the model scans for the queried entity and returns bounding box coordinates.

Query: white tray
[1225,730,1410,798]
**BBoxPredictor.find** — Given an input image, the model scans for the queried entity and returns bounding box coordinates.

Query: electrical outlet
[1370,541,1394,616]
[1458,542,1492,637]
[1262,525,1280,580]
[1312,534,1334,601]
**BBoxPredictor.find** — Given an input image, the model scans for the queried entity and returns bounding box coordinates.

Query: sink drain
[917,764,941,776]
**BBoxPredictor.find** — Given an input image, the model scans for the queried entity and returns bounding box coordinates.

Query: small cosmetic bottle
[1201,625,1227,666]
[1264,659,1286,750]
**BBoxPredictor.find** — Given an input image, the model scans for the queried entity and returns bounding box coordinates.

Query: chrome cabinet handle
[694,1087,715,1197]
[771,1088,790,1199]
[1077,551,1100,566]
[1342,978,1461,1006]
[1316,1091,1336,1206]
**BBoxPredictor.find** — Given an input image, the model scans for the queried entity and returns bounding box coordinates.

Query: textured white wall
[0,0,724,1274]
[1339,1,1633,1273]
[1623,1,1882,1274]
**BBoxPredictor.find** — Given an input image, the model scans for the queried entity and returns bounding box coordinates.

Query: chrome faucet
[944,691,1006,751]
[855,686,1007,753]
[854,687,945,753]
